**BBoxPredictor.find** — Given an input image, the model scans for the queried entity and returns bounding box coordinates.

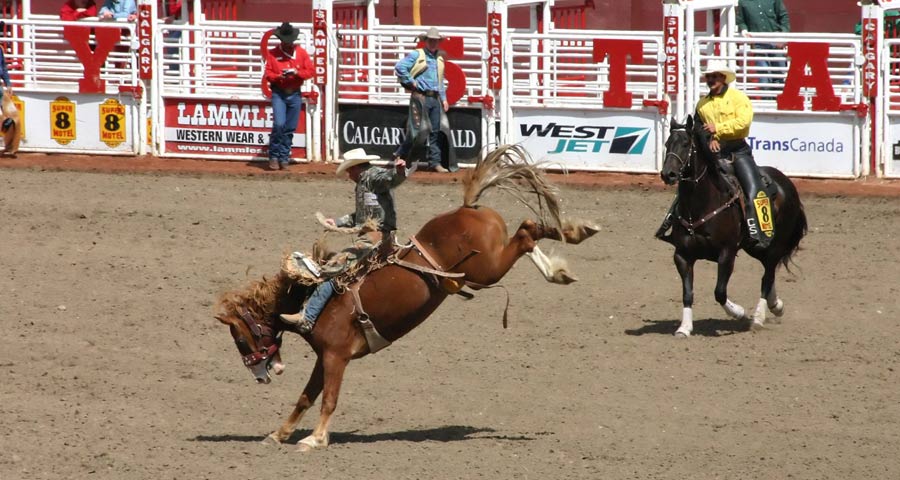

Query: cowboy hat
[702,60,736,84]
[336,148,381,175]
[273,22,300,44]
[417,27,443,41]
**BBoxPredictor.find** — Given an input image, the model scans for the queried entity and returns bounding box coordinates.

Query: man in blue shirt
[99,0,137,20]
[392,27,457,173]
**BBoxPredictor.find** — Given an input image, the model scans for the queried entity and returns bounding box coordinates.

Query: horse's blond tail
[462,144,563,232]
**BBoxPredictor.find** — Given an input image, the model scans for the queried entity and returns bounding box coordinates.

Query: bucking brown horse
[215,145,598,451]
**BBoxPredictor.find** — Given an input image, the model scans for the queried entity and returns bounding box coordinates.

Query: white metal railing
[3,17,138,93]
[694,34,862,114]
[332,26,488,106]
[507,30,665,109]
[156,21,315,99]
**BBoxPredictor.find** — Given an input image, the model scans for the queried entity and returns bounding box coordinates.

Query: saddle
[717,156,778,221]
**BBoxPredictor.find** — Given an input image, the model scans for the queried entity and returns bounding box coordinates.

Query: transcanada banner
[514,109,659,172]
[750,114,858,178]
[163,99,306,158]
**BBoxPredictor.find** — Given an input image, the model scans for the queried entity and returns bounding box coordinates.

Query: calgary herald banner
[163,98,306,158]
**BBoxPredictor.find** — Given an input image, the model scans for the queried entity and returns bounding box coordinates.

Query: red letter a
[776,42,840,111]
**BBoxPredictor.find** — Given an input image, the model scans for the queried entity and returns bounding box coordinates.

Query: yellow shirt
[695,86,753,141]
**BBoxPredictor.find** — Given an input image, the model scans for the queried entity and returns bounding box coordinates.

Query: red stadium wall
[25,0,858,34]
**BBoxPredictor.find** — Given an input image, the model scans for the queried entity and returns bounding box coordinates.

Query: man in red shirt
[263,22,313,170]
[59,0,98,21]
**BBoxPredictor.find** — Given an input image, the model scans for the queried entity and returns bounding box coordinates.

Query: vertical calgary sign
[137,0,153,79]
[487,12,502,89]
[861,17,878,97]
[312,1,328,87]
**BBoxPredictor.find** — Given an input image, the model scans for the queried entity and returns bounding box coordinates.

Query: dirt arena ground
[1,154,898,480]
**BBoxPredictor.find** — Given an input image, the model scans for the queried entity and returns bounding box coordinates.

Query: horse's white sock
[722,299,745,320]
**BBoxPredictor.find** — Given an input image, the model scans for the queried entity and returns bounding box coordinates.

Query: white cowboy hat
[336,148,380,175]
[702,60,737,84]
[418,27,443,41]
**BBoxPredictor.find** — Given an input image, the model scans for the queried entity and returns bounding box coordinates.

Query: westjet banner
[514,109,658,172]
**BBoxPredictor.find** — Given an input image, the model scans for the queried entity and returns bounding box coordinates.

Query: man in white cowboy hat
[263,22,313,170]
[392,26,457,173]
[656,59,774,248]
[280,148,407,332]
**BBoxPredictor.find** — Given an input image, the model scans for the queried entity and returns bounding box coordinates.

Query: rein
[678,192,741,235]
[237,307,281,367]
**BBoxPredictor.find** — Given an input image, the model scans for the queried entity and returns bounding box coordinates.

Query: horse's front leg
[297,352,350,452]
[714,249,752,326]
[752,259,785,327]
[673,251,696,338]
[263,357,324,445]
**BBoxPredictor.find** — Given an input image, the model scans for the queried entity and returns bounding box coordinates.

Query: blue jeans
[269,89,302,163]
[304,280,335,325]
[394,95,443,167]
[753,44,786,84]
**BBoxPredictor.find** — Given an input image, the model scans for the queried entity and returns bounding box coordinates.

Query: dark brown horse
[659,116,807,337]
[216,145,598,451]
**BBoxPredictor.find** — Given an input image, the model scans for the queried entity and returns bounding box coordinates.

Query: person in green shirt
[737,0,790,84]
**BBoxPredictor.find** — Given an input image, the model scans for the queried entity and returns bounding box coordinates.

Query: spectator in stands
[161,0,184,72]
[99,0,137,21]
[279,148,408,333]
[60,0,98,21]
[736,0,790,84]
[263,22,313,170]
[392,27,457,173]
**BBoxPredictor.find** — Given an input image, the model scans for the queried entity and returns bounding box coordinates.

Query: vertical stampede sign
[99,99,127,148]
[50,97,76,145]
[312,1,328,87]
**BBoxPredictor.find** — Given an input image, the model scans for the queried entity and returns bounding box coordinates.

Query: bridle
[236,307,282,367]
[666,127,707,184]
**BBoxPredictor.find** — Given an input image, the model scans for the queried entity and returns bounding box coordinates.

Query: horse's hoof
[770,299,785,317]
[261,433,283,446]
[296,443,314,453]
[749,320,766,332]
[674,330,691,338]
[552,270,578,285]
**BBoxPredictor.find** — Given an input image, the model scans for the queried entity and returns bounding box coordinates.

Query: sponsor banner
[51,97,76,145]
[163,98,306,158]
[338,104,481,161]
[99,98,127,148]
[16,93,137,151]
[514,109,657,172]
[749,113,857,177]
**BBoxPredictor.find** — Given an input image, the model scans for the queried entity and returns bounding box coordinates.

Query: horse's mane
[217,271,291,321]
[462,144,563,231]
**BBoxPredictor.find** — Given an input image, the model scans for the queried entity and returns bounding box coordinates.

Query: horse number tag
[753,191,774,237]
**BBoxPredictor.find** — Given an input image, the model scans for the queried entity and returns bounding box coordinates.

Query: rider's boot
[733,153,774,249]
[655,196,678,239]
[279,310,314,334]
